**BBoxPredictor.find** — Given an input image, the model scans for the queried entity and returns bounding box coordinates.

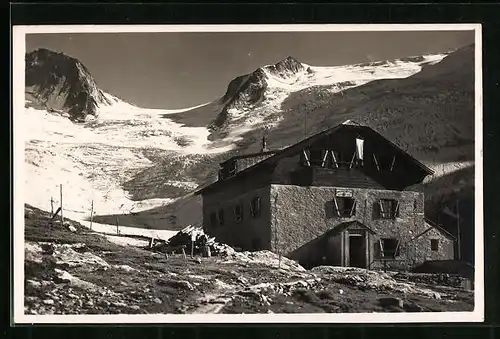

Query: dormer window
[309,149,325,167]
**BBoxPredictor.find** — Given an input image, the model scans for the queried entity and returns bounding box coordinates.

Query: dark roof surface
[220,150,281,165]
[197,121,434,194]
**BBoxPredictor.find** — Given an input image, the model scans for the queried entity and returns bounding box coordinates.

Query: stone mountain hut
[195,120,455,270]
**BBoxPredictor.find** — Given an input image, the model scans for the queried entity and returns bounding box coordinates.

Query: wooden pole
[50,197,54,217]
[90,200,94,231]
[60,184,64,225]
[191,241,194,258]
[181,247,187,259]
[116,216,119,235]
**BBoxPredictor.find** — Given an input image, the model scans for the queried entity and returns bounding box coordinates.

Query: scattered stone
[129,305,141,311]
[27,280,41,288]
[113,264,139,272]
[153,298,163,304]
[43,299,54,305]
[68,225,77,232]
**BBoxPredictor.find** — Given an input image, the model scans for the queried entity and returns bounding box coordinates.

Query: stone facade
[202,185,272,251]
[269,184,454,270]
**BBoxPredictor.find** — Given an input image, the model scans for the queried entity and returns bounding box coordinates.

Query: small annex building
[196,120,456,270]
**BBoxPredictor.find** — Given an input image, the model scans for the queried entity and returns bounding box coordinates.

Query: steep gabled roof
[424,217,457,240]
[196,120,434,194]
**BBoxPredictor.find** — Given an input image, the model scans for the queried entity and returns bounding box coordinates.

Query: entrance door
[348,232,367,268]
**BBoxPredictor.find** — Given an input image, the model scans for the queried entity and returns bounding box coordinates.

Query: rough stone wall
[202,185,271,251]
[410,227,455,263]
[269,184,443,270]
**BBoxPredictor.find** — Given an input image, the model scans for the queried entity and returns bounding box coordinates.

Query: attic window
[377,154,397,171]
[333,197,356,218]
[300,149,311,166]
[250,197,261,219]
[309,149,325,167]
[431,239,439,251]
[234,203,244,223]
[378,238,401,258]
[377,199,399,219]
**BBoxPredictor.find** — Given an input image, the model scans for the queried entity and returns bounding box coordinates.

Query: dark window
[333,197,356,218]
[234,203,243,223]
[378,238,401,258]
[377,154,395,171]
[218,209,225,226]
[309,149,325,167]
[209,212,218,228]
[250,197,261,219]
[431,239,439,251]
[377,199,399,219]
[328,150,339,168]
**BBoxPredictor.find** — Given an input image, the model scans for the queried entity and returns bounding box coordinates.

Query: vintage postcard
[12,24,483,323]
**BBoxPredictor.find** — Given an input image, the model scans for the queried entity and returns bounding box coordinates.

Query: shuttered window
[333,197,356,218]
[218,209,225,226]
[250,197,262,219]
[377,199,399,219]
[377,238,401,258]
[234,203,243,223]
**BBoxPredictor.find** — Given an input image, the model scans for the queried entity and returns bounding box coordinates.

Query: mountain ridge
[25,48,114,121]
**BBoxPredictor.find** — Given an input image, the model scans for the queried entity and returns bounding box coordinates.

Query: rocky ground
[23,204,474,315]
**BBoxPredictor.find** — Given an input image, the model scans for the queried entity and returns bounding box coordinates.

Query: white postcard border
[12,23,484,324]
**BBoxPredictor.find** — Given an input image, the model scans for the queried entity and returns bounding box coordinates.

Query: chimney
[261,134,268,153]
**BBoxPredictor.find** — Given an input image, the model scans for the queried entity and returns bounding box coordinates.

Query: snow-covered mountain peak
[210,52,449,146]
[262,56,306,77]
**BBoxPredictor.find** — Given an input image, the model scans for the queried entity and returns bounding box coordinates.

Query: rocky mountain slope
[25,48,115,121]
[24,205,474,315]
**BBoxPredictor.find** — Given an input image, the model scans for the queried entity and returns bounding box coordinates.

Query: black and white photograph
[12,24,483,323]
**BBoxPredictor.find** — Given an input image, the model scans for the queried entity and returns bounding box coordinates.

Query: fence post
[90,200,94,231]
[60,184,64,225]
[116,216,119,235]
[50,197,54,217]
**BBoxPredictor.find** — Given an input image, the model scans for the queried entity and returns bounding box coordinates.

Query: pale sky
[26,30,474,109]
